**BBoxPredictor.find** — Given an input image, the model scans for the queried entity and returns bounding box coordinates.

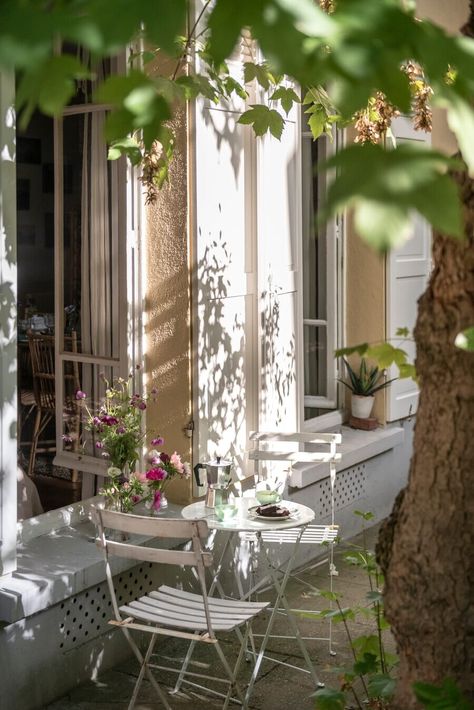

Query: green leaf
[413,678,472,709]
[352,634,382,660]
[335,343,369,358]
[308,107,328,140]
[244,62,275,90]
[398,363,417,380]
[368,673,396,699]
[323,143,464,251]
[312,686,346,710]
[238,105,285,139]
[354,510,375,521]
[353,652,379,675]
[455,327,474,352]
[365,342,408,369]
[270,86,301,115]
[108,137,142,165]
[366,590,384,603]
[396,327,410,337]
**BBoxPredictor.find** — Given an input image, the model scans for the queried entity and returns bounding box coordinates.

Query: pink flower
[170,452,184,474]
[183,461,191,478]
[134,471,148,483]
[146,467,167,481]
[132,495,141,504]
[95,441,104,449]
[151,437,164,446]
[152,490,162,510]
[75,390,86,400]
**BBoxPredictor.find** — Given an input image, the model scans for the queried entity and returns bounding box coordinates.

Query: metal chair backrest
[91,508,215,635]
[248,431,342,524]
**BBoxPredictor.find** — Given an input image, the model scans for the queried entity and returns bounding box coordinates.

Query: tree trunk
[377,167,474,707]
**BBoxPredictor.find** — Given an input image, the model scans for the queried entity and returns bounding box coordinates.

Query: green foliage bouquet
[77,373,157,472]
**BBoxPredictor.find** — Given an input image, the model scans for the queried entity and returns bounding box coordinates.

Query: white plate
[247,506,299,522]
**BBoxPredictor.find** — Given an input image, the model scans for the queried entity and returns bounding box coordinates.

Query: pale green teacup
[214,504,238,522]
[255,489,281,505]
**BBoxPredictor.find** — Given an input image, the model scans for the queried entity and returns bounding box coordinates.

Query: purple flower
[151,437,164,446]
[138,402,147,411]
[117,426,126,434]
[146,467,167,481]
[150,387,158,395]
[92,417,102,426]
[100,415,118,426]
[95,441,104,449]
[75,390,86,400]
[160,452,170,465]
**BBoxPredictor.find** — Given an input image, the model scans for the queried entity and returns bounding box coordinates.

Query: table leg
[243,527,322,705]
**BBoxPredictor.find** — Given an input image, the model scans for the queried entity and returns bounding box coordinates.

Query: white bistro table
[181,497,322,703]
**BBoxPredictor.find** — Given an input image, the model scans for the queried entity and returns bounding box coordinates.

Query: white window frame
[298,121,345,431]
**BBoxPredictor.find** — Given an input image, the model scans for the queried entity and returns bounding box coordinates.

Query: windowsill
[289,424,405,489]
[0,502,184,625]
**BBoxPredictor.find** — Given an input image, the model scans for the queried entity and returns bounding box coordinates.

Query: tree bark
[377,166,474,707]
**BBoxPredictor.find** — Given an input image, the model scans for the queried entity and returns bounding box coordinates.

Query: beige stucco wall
[144,60,193,504]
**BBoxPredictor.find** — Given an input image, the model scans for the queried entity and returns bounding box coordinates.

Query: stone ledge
[289,424,405,489]
[0,503,183,624]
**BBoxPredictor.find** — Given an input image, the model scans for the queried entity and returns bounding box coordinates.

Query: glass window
[301,112,341,422]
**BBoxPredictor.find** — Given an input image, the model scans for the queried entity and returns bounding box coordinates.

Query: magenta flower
[75,390,86,400]
[152,490,162,510]
[95,441,104,449]
[151,437,164,446]
[146,467,167,481]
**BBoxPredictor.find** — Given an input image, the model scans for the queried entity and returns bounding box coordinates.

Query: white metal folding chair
[92,507,269,710]
[245,431,342,655]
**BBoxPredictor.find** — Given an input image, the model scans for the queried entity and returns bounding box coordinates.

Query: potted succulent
[338,358,396,419]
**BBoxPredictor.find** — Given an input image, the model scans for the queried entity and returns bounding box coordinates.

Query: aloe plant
[338,358,396,397]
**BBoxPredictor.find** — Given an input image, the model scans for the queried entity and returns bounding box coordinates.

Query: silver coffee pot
[193,456,233,508]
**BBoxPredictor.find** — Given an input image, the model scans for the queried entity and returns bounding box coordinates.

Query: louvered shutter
[386,116,432,421]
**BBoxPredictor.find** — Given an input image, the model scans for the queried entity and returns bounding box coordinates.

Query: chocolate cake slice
[256,504,290,518]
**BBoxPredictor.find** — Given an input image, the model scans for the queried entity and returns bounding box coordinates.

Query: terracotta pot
[351,394,375,419]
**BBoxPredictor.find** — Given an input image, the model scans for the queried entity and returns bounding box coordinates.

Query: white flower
[107,466,122,478]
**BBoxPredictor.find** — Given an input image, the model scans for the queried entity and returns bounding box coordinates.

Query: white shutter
[193,52,257,486]
[257,91,300,432]
[386,116,431,421]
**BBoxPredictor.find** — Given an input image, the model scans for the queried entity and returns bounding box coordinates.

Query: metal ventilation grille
[316,464,367,518]
[59,563,158,651]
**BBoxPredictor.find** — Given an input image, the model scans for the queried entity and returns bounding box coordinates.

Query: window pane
[302,124,333,417]
[62,113,120,359]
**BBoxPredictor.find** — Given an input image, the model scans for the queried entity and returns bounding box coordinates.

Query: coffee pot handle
[194,463,204,487]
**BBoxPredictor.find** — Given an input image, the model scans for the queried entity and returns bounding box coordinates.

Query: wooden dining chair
[91,507,269,710]
[27,331,81,480]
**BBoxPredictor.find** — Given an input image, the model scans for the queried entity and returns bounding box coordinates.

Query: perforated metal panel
[315,464,367,518]
[59,563,159,651]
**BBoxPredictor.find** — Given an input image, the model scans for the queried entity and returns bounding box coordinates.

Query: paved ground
[45,525,392,710]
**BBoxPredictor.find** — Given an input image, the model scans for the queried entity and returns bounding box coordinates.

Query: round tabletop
[181,497,315,532]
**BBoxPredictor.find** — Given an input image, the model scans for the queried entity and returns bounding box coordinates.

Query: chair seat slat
[155,585,267,610]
